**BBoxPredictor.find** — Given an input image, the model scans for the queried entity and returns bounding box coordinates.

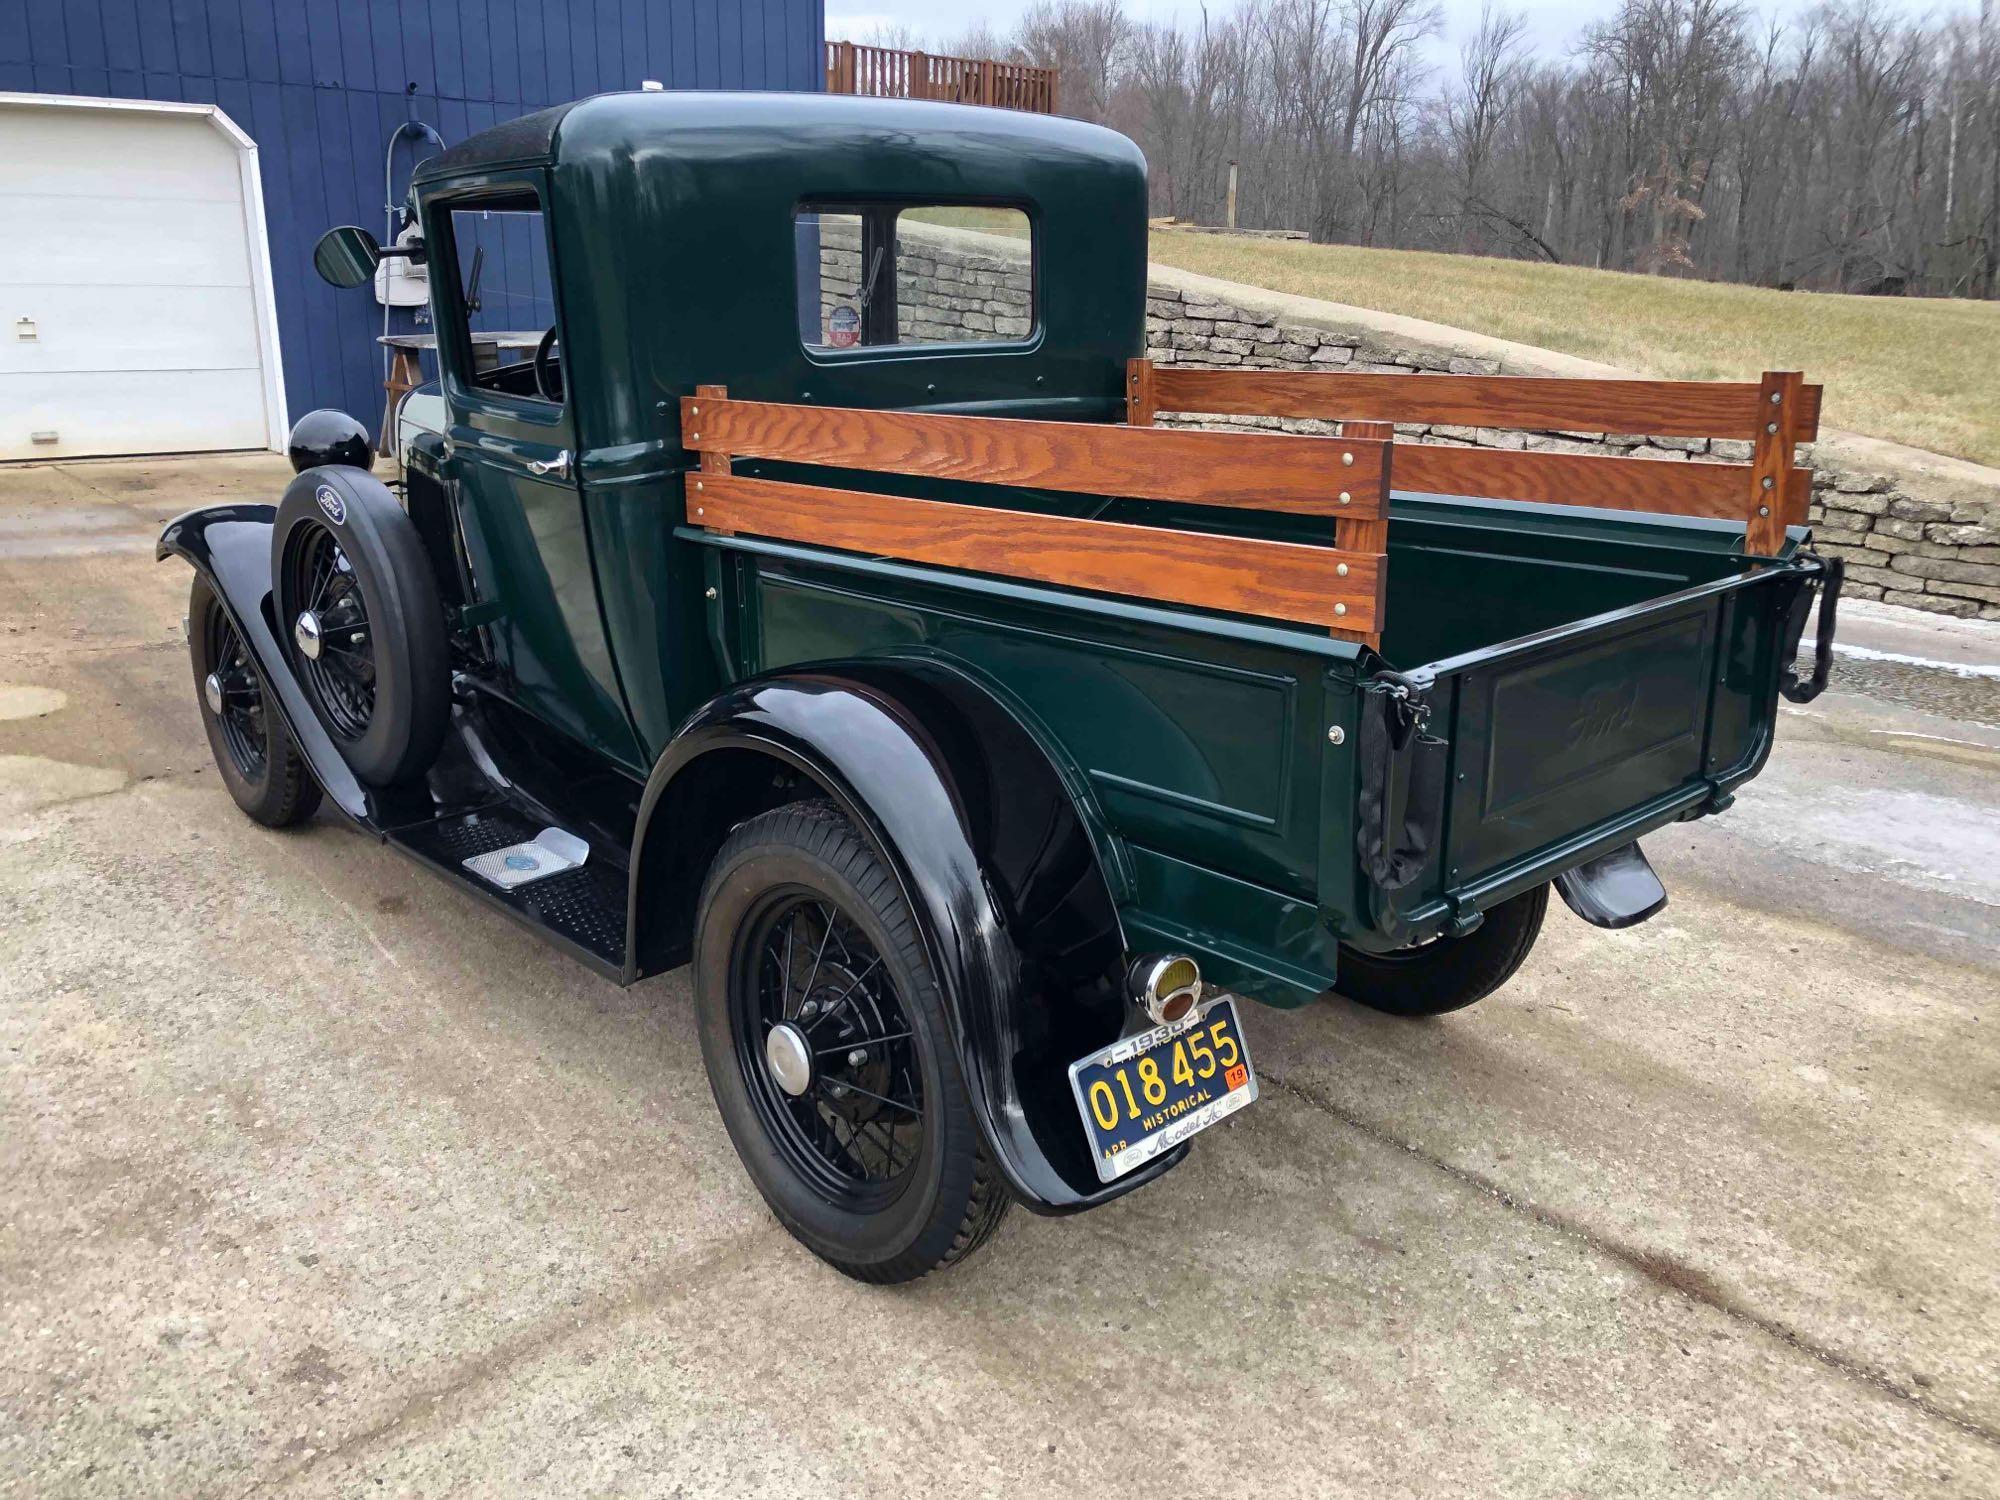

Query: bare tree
[1444,5,1530,254]
[1014,1,1135,123]
[1317,0,1440,240]
[840,0,2000,296]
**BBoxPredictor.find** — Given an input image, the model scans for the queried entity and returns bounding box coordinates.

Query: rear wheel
[1335,883,1549,1018]
[187,573,321,828]
[693,801,1009,1283]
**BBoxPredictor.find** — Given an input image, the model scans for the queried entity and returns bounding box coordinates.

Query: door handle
[526,449,571,479]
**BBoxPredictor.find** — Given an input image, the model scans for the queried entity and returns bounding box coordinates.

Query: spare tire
[272,466,449,786]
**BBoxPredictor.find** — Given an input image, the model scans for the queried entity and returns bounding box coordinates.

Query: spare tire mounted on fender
[272,465,449,787]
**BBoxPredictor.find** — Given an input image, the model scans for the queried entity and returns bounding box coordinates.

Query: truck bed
[680,368,1828,1005]
[692,487,1820,1005]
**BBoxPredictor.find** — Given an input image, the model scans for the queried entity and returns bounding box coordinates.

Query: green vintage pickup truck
[161,91,1841,1282]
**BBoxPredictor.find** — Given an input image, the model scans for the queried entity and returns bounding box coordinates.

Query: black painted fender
[158,505,370,821]
[627,657,1185,1214]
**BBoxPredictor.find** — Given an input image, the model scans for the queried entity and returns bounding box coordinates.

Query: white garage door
[0,96,285,461]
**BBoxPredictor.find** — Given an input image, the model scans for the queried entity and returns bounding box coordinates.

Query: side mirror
[314,226,382,289]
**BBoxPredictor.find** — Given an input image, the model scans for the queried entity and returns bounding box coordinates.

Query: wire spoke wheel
[204,602,267,781]
[731,888,927,1211]
[286,520,376,740]
[188,571,321,829]
[696,802,1009,1282]
[269,467,448,789]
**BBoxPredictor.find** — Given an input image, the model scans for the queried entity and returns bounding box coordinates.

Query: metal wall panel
[5,0,826,443]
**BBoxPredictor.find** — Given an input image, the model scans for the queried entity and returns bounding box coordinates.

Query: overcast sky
[829,0,1633,68]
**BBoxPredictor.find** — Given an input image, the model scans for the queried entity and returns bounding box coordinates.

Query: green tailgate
[1363,496,1814,944]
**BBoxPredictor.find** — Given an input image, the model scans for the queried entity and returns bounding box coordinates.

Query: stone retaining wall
[829,228,2000,621]
[1143,280,2000,621]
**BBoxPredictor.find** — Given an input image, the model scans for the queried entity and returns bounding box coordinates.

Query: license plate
[1068,997,1258,1183]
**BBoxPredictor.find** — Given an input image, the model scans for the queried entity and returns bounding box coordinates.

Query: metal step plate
[462,827,591,889]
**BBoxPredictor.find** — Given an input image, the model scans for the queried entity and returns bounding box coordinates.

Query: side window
[447,191,560,402]
[796,204,1034,351]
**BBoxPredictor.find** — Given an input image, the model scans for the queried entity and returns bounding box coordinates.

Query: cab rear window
[795,204,1034,352]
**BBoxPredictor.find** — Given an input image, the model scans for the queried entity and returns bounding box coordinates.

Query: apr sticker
[825,304,861,348]
[314,484,347,526]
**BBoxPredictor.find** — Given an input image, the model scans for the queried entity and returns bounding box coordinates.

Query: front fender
[158,505,370,821]
[629,659,1184,1214]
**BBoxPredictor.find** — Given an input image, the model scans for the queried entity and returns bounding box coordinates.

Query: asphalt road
[3,453,1996,1498]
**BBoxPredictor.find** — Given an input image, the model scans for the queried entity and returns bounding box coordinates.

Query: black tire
[1335,883,1549,1018]
[271,465,448,787]
[693,800,1010,1283]
[187,572,322,829]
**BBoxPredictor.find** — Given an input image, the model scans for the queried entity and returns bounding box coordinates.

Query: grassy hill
[1145,235,2000,468]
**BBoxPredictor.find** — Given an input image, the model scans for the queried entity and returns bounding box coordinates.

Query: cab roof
[410,89,1145,188]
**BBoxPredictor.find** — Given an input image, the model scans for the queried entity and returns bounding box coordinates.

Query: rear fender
[158,505,370,820]
[627,658,1178,1214]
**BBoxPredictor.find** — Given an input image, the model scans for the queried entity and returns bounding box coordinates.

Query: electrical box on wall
[374,223,430,308]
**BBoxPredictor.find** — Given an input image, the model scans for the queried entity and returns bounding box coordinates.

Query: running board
[462,826,591,889]
[390,807,629,981]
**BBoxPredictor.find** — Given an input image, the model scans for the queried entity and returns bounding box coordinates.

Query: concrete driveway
[3,453,1996,1498]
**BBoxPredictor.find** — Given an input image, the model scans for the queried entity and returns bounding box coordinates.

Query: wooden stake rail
[683,388,1391,642]
[683,393,1388,517]
[1127,359,1821,558]
[1137,367,1822,439]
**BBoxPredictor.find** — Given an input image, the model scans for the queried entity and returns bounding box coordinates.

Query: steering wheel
[532,325,562,403]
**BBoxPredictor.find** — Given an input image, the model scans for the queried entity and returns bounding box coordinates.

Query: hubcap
[765,1022,813,1097]
[732,893,927,1208]
[293,609,324,661]
[285,522,374,741]
[201,599,267,781]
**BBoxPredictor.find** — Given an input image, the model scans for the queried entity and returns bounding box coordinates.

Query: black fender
[158,505,371,821]
[627,657,1185,1214]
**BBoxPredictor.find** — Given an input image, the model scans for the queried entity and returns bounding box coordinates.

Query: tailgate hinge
[1356,669,1448,893]
[1778,553,1844,705]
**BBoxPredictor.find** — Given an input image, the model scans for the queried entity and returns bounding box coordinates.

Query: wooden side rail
[1135,366,1822,440]
[1128,359,1821,558]
[684,387,1390,642]
[1391,445,1810,522]
[683,393,1388,518]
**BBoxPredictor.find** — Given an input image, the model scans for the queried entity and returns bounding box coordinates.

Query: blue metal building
[1,1,825,444]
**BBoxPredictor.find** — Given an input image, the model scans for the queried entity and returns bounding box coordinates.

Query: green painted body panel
[399,90,1811,1009]
[688,494,1798,1005]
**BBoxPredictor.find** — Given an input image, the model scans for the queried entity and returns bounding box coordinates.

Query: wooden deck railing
[825,41,1059,115]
